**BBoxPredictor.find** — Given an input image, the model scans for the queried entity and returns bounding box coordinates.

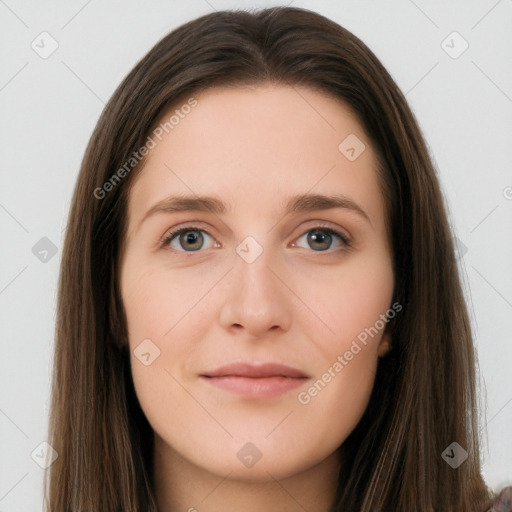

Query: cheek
[294,249,394,360]
[335,266,393,343]
[121,258,226,425]
[291,351,377,464]
[121,256,227,345]
[291,249,393,424]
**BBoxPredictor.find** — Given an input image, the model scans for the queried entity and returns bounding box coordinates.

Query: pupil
[180,230,203,251]
[308,229,331,251]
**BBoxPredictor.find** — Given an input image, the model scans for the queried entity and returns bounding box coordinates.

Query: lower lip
[201,375,308,399]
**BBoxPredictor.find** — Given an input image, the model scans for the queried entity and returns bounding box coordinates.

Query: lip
[200,362,310,399]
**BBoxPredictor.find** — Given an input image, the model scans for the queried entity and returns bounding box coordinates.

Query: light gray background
[1,0,511,510]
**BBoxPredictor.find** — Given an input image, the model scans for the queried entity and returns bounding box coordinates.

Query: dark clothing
[489,487,512,512]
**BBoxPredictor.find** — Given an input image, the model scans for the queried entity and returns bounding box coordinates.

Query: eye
[161,226,219,252]
[292,227,351,252]
[160,225,350,253]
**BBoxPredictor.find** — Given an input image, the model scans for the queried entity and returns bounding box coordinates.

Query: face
[120,85,395,482]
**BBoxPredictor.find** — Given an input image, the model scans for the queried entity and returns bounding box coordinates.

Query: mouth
[200,362,310,399]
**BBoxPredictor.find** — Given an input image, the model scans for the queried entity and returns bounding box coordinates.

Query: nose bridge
[219,236,293,336]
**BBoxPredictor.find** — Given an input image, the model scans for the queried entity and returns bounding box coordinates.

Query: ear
[377,325,392,357]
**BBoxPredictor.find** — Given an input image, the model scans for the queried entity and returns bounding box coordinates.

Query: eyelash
[160,224,352,254]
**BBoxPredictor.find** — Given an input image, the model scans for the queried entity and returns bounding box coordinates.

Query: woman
[45,6,511,511]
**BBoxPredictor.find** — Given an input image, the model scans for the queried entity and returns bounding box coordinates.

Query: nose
[218,244,293,339]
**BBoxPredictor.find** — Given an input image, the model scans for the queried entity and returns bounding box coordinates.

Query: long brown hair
[46,6,498,511]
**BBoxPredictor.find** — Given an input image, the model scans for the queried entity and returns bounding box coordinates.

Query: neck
[153,435,341,512]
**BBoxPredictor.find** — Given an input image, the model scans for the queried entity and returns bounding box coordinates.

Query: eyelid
[295,220,351,239]
[291,222,352,250]
[159,223,219,251]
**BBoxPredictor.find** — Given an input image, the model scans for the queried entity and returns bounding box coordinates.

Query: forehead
[125,85,385,234]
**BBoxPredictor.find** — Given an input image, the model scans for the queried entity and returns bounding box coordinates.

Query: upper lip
[201,362,309,379]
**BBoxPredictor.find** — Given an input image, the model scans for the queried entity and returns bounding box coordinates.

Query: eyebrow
[137,192,372,230]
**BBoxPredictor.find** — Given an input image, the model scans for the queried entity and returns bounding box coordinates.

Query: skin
[120,85,395,512]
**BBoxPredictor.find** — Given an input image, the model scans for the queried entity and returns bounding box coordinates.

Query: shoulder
[489,486,512,512]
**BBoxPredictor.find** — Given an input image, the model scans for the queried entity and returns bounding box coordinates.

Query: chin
[192,436,331,483]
